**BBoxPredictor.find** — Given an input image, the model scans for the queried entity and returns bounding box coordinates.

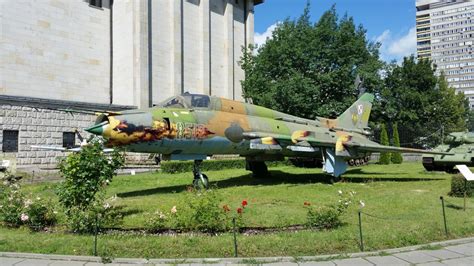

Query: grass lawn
[1,162,473,258]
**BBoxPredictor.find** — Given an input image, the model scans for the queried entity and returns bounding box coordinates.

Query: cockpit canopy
[157,93,211,109]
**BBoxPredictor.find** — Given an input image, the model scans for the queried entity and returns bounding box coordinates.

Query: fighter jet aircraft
[83,92,449,188]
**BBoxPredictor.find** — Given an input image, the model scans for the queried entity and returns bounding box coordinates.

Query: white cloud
[254,23,279,48]
[376,30,391,43]
[375,27,417,63]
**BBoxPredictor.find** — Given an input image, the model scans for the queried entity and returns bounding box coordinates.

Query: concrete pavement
[0,237,473,265]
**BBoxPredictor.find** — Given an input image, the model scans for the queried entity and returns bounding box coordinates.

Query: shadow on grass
[117,170,442,198]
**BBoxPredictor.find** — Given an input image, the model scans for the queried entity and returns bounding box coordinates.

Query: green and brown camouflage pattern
[86,93,449,177]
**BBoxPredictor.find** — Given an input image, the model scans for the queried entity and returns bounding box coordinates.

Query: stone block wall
[0,104,95,166]
[0,104,152,167]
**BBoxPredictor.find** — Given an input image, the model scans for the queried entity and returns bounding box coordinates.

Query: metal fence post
[440,196,448,237]
[358,210,364,251]
[94,215,98,256]
[232,218,238,257]
[464,179,467,212]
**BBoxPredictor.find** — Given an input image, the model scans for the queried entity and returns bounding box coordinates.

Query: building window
[89,0,102,8]
[63,132,76,148]
[2,130,19,153]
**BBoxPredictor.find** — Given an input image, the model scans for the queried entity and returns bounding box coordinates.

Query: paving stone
[85,263,120,266]
[445,243,474,256]
[394,250,438,264]
[332,257,373,266]
[422,249,464,260]
[260,263,298,266]
[417,262,445,266]
[440,257,474,266]
[48,261,86,266]
[15,259,52,266]
[364,255,410,265]
[297,262,335,266]
[0,257,25,266]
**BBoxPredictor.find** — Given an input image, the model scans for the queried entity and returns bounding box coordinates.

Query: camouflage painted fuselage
[86,93,447,177]
[90,94,371,159]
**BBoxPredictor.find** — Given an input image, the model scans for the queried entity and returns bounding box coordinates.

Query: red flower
[241,200,248,207]
[304,201,311,206]
[223,204,230,212]
[237,207,243,214]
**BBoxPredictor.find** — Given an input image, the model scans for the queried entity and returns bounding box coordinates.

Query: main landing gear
[246,160,269,177]
[192,160,209,189]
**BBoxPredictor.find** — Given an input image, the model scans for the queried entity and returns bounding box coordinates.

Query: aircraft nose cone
[85,121,108,136]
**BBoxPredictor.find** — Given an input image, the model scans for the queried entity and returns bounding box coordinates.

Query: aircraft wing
[31,145,114,153]
[31,145,73,152]
[342,141,453,155]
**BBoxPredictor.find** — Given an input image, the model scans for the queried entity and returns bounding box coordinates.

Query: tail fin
[336,93,374,130]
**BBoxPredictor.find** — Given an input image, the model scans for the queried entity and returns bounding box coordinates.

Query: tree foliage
[240,4,383,119]
[391,123,403,164]
[378,124,391,165]
[376,56,467,148]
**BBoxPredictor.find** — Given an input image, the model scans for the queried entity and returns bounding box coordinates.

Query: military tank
[422,131,474,173]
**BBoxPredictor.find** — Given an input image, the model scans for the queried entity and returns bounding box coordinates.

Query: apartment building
[416,0,474,107]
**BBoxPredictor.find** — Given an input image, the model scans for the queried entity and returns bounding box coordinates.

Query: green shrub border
[161,159,292,174]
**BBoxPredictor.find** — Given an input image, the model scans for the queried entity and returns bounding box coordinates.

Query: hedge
[160,159,291,174]
[449,174,474,197]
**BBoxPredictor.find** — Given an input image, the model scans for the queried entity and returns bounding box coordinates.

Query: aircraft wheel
[354,159,361,166]
[193,174,209,190]
[247,161,269,178]
[348,159,355,166]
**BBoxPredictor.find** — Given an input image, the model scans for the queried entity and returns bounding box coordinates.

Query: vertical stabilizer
[336,93,374,130]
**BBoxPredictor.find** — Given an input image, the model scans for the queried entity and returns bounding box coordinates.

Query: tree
[467,110,474,132]
[378,124,391,164]
[377,56,467,148]
[240,3,383,119]
[391,123,403,164]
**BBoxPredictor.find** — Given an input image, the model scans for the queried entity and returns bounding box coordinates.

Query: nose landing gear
[192,160,209,190]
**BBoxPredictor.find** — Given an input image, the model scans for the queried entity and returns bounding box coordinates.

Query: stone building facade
[0,0,263,167]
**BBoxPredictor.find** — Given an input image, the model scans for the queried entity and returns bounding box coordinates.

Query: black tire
[193,174,209,190]
[422,163,434,171]
[445,166,458,174]
[247,161,269,177]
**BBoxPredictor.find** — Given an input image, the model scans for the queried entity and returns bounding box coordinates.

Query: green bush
[305,190,356,230]
[306,205,342,230]
[146,210,168,232]
[24,198,57,231]
[57,137,125,233]
[449,174,474,197]
[66,200,123,234]
[145,190,249,233]
[0,183,25,227]
[57,138,124,211]
[161,159,291,174]
[179,189,229,232]
[0,178,57,230]
[391,123,403,164]
[379,123,391,164]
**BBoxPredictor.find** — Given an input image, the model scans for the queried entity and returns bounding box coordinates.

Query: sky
[254,0,417,62]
